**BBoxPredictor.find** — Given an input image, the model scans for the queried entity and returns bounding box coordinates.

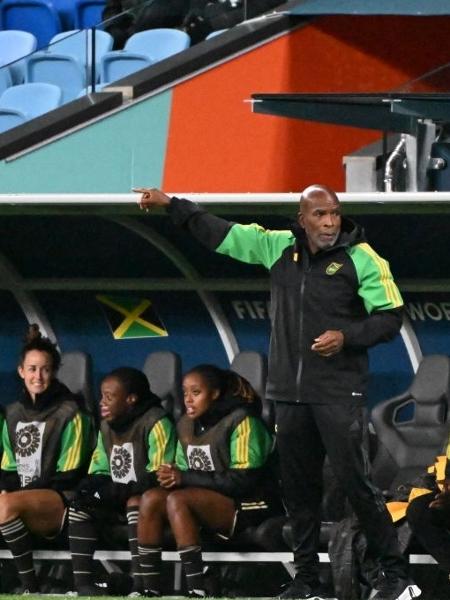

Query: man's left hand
[311,330,344,357]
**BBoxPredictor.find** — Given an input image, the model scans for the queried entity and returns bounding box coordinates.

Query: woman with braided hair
[137,364,280,597]
[0,325,93,594]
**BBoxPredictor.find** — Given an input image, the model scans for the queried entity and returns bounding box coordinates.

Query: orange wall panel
[163,16,450,192]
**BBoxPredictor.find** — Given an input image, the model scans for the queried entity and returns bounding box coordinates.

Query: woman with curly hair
[0,325,93,593]
[137,364,280,597]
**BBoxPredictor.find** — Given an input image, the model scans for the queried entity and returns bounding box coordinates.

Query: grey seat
[59,350,95,416]
[142,350,183,421]
[371,354,450,494]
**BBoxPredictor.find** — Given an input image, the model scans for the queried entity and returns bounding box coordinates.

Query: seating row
[0,82,62,132]
[0,28,191,118]
[57,348,271,426]
[60,349,450,498]
[0,350,446,596]
[0,0,106,46]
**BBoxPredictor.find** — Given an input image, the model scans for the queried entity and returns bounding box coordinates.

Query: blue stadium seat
[0,0,62,48]
[0,67,13,96]
[26,54,85,103]
[74,0,106,28]
[0,82,62,132]
[53,0,76,30]
[50,29,113,72]
[26,29,114,102]
[100,28,191,84]
[0,109,27,132]
[0,30,37,84]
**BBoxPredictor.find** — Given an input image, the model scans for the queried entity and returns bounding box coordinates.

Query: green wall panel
[0,91,172,193]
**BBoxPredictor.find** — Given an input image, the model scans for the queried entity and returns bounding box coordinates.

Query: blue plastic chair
[26,30,114,102]
[0,67,13,96]
[0,82,62,132]
[0,0,62,48]
[74,0,106,28]
[50,29,113,73]
[52,0,76,30]
[25,54,85,103]
[0,30,37,83]
[0,109,27,133]
[100,28,191,84]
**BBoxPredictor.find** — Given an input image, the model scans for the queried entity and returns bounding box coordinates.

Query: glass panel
[0,0,285,133]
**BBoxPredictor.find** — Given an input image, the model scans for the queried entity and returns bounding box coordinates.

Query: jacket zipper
[295,246,310,399]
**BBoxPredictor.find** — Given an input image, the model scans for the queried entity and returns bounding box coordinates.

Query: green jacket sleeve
[175,440,188,471]
[57,412,92,472]
[167,197,293,269]
[343,242,404,348]
[88,431,110,476]
[146,416,176,472]
[1,418,17,472]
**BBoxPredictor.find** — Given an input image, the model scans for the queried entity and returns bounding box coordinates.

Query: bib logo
[326,262,343,276]
[111,446,132,479]
[16,424,40,457]
[187,445,213,471]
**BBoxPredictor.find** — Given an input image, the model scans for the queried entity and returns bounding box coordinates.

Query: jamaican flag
[97,294,168,340]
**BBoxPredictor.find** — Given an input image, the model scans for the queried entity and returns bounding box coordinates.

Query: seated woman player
[137,363,280,597]
[68,367,176,596]
[0,325,93,594]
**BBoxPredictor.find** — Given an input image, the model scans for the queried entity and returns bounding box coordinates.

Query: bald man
[135,186,419,600]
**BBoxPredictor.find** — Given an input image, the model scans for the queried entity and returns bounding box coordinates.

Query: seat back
[1,0,62,48]
[100,28,190,84]
[230,350,272,428]
[26,54,84,103]
[59,350,96,415]
[371,354,450,492]
[100,52,152,84]
[0,109,27,133]
[0,68,12,96]
[0,82,62,119]
[0,30,37,84]
[142,351,183,421]
[125,28,191,62]
[74,0,106,28]
[50,29,114,75]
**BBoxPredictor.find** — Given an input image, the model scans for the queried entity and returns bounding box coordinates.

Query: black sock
[68,507,98,591]
[127,507,142,592]
[138,544,162,595]
[0,517,38,592]
[179,545,205,595]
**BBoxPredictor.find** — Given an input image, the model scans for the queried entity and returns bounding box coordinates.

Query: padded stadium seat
[370,354,450,494]
[230,350,272,428]
[59,350,96,416]
[26,29,114,102]
[100,28,191,84]
[0,82,62,132]
[74,0,106,28]
[142,350,183,421]
[0,0,62,48]
[0,30,37,84]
